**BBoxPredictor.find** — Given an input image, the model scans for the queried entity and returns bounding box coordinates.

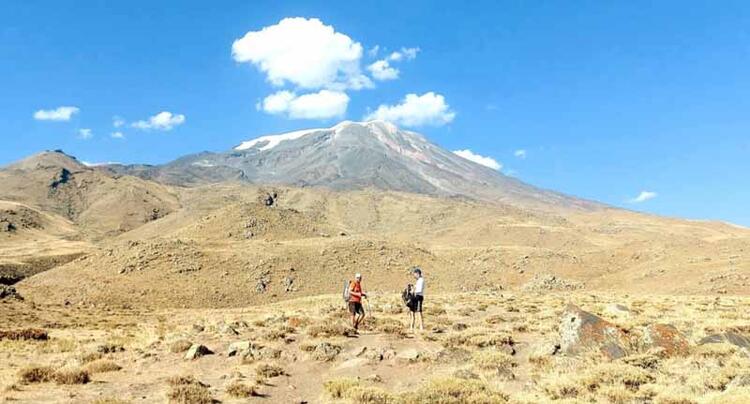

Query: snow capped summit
[119,120,598,211]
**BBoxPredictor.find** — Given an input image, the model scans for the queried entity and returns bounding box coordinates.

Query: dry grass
[0,329,48,341]
[84,359,122,374]
[255,363,285,378]
[166,375,213,404]
[17,366,56,384]
[53,368,90,385]
[470,350,517,379]
[226,381,258,398]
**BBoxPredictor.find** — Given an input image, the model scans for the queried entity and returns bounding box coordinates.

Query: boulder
[641,324,689,357]
[699,332,750,350]
[184,344,213,360]
[227,341,252,357]
[0,285,22,300]
[559,304,630,359]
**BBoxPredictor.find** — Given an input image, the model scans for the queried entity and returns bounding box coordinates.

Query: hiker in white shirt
[410,267,425,332]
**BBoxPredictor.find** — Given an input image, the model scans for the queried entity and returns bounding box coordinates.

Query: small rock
[192,324,205,333]
[364,374,383,383]
[185,344,213,360]
[396,348,421,363]
[604,304,631,318]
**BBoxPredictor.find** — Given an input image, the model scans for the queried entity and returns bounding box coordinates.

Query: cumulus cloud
[365,92,455,127]
[113,116,125,128]
[514,149,527,159]
[77,128,93,140]
[232,17,371,91]
[33,106,79,121]
[132,111,186,131]
[629,191,657,203]
[111,131,125,139]
[453,149,502,170]
[259,90,349,120]
[367,60,399,81]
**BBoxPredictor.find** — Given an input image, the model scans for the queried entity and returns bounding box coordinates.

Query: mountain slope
[0,150,181,238]
[111,121,599,211]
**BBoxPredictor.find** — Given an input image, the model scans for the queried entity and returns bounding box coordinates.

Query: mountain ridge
[106,120,602,212]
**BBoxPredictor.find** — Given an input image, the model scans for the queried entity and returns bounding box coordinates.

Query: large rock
[641,324,689,357]
[184,344,213,360]
[227,341,252,357]
[559,304,630,359]
[699,333,750,350]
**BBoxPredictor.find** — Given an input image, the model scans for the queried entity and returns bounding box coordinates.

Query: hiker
[410,267,425,331]
[348,273,367,330]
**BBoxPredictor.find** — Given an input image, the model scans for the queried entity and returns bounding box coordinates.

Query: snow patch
[235,128,323,151]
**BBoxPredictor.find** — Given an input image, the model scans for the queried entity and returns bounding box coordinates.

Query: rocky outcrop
[559,304,631,359]
[641,324,689,357]
[699,332,750,350]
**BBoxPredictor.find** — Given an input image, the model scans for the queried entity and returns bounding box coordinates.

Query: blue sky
[2,1,750,225]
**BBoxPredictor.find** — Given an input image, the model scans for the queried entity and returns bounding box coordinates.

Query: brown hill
[16,183,750,309]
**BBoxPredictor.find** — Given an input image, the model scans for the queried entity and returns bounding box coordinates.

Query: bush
[256,363,285,378]
[324,377,360,399]
[54,369,90,385]
[18,366,56,384]
[471,350,517,379]
[166,376,213,404]
[85,360,122,374]
[226,382,258,398]
[0,328,48,341]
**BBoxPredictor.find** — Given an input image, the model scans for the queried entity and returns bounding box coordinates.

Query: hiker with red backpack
[346,273,367,331]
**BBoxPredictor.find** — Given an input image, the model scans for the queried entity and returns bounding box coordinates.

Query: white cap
[355,273,362,279]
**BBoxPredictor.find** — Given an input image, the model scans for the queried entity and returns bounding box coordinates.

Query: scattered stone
[192,324,205,333]
[523,274,584,293]
[641,324,689,357]
[284,276,295,292]
[559,304,630,359]
[396,348,421,363]
[364,374,383,383]
[0,285,22,300]
[184,344,213,360]
[604,304,631,318]
[699,332,750,350]
[452,323,469,331]
[453,368,480,380]
[311,342,341,362]
[219,323,239,336]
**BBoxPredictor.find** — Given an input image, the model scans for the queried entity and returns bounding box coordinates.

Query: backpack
[343,280,351,302]
[402,284,416,309]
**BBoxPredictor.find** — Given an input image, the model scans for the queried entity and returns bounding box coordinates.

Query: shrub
[54,369,90,385]
[324,377,360,399]
[226,382,257,398]
[307,322,355,338]
[0,328,48,341]
[471,350,517,379]
[18,366,56,384]
[255,363,285,378]
[166,376,213,404]
[85,360,122,374]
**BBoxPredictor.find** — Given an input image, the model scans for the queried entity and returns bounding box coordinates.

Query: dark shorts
[410,295,424,313]
[348,301,364,315]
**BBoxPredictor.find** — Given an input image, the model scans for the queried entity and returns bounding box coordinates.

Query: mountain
[110,120,599,211]
[0,150,181,239]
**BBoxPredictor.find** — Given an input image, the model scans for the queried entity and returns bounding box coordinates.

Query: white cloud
[629,191,657,203]
[453,149,502,170]
[113,116,125,128]
[368,45,380,57]
[33,106,79,121]
[388,47,419,61]
[514,149,527,159]
[259,90,349,120]
[111,131,125,139]
[367,60,399,81]
[132,111,186,131]
[365,92,455,127]
[232,17,371,91]
[77,128,93,140]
